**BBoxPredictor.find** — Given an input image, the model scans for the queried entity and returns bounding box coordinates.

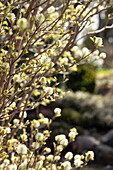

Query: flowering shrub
[0,0,112,169]
[0,113,94,169]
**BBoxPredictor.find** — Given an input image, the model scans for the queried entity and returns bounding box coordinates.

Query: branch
[76,24,113,42]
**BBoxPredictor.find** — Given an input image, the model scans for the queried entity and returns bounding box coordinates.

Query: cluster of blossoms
[71,37,106,65]
[0,108,94,169]
[0,0,111,169]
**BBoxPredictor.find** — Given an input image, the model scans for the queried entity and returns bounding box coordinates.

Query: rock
[71,135,100,153]
[94,144,113,165]
[101,129,113,147]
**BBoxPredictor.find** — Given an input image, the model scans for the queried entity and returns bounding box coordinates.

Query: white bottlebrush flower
[76,50,82,57]
[74,159,82,168]
[61,57,69,64]
[71,46,79,53]
[39,118,49,125]
[13,119,19,126]
[82,47,89,56]
[46,154,54,161]
[13,74,20,82]
[40,155,45,161]
[95,37,103,46]
[20,134,27,141]
[56,145,63,152]
[32,142,40,149]
[8,139,18,147]
[5,127,11,134]
[40,55,51,65]
[54,155,60,161]
[47,6,55,13]
[68,131,76,140]
[85,151,94,161]
[63,21,69,30]
[99,52,106,59]
[35,160,43,169]
[61,161,71,170]
[32,119,40,128]
[3,159,10,165]
[74,154,82,168]
[35,133,44,141]
[44,147,51,154]
[65,152,73,160]
[55,134,66,143]
[2,62,9,69]
[8,164,17,170]
[7,13,16,21]
[0,164,4,169]
[54,108,61,116]
[94,55,99,60]
[93,50,99,56]
[17,18,28,29]
[60,138,68,146]
[16,144,27,154]
[44,87,53,95]
[36,12,45,24]
[51,164,57,170]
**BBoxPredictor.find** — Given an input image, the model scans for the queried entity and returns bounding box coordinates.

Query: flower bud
[54,108,61,117]
[40,77,47,85]
[47,49,53,56]
[95,37,103,47]
[44,147,51,154]
[56,40,62,47]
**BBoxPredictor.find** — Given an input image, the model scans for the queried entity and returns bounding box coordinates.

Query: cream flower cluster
[0,111,94,170]
[16,144,27,154]
[71,40,106,66]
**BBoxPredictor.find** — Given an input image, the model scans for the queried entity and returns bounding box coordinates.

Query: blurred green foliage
[62,108,81,124]
[66,64,96,93]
